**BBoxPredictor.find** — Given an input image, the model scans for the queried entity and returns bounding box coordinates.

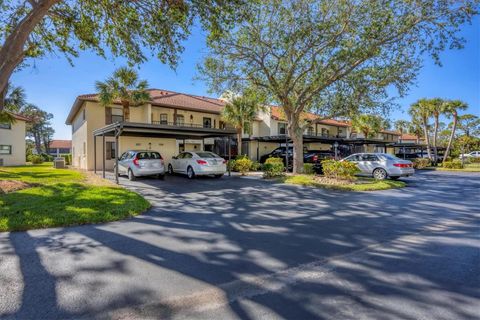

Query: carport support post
[228,136,231,176]
[285,134,289,172]
[102,134,106,178]
[115,131,119,184]
[93,135,97,174]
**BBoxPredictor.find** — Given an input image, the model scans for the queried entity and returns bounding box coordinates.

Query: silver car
[168,151,226,179]
[116,150,165,181]
[342,153,414,180]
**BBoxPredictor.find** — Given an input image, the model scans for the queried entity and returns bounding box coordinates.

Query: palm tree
[222,95,261,156]
[0,82,26,124]
[394,120,410,142]
[442,100,467,162]
[407,120,424,144]
[429,98,444,163]
[351,114,382,152]
[409,99,433,159]
[4,83,26,112]
[95,67,150,122]
[351,114,382,139]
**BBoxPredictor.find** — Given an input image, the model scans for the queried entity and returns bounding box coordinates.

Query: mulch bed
[0,180,33,194]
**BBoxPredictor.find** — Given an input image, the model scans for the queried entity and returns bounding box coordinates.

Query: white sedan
[459,151,480,159]
[168,151,227,179]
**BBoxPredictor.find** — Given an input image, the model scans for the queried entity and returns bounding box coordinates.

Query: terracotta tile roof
[49,140,72,149]
[67,89,226,124]
[381,129,401,135]
[401,133,422,140]
[5,112,31,122]
[270,106,350,127]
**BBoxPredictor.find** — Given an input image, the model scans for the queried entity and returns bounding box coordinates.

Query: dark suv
[260,147,334,173]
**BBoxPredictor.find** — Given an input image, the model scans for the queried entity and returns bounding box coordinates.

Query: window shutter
[105,107,112,125]
[106,142,112,160]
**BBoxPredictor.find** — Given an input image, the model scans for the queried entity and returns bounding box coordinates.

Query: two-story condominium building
[65,89,238,171]
[66,88,401,172]
[0,112,29,166]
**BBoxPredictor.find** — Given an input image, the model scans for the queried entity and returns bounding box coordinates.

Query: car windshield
[137,152,162,160]
[196,152,218,158]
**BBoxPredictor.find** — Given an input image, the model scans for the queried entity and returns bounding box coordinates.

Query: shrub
[263,157,285,178]
[321,159,360,181]
[250,161,262,171]
[226,159,236,171]
[235,157,253,175]
[303,163,315,175]
[413,158,431,169]
[61,154,72,165]
[442,160,464,169]
[470,157,480,163]
[29,154,44,164]
[40,153,54,162]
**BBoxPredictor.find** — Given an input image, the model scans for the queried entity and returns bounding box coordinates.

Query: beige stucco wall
[118,136,178,165]
[246,141,279,161]
[0,120,26,166]
[305,142,332,151]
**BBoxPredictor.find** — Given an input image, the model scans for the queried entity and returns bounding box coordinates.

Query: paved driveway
[0,171,479,319]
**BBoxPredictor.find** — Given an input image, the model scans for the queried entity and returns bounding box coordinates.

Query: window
[307,127,314,135]
[106,141,116,160]
[111,108,124,123]
[321,128,330,137]
[203,117,212,128]
[82,109,86,120]
[278,122,287,135]
[160,114,168,125]
[219,121,226,129]
[0,145,12,155]
[362,154,379,161]
[0,123,11,129]
[243,126,250,134]
[83,142,86,155]
[176,115,185,126]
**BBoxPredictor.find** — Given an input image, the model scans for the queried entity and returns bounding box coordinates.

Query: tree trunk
[443,113,457,163]
[422,117,432,160]
[122,101,130,122]
[34,131,42,154]
[0,0,60,110]
[432,115,439,164]
[236,127,242,156]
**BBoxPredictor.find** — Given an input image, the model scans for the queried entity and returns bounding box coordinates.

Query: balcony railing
[151,120,234,130]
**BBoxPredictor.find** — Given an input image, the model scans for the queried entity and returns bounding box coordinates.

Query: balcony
[151,120,235,131]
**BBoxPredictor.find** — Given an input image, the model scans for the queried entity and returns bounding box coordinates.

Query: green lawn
[0,163,150,232]
[280,174,406,191]
[436,163,480,172]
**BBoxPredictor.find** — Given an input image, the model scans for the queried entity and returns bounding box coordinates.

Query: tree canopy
[0,0,246,109]
[199,0,477,172]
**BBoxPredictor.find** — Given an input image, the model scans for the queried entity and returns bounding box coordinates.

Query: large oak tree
[199,0,477,173]
[0,0,246,110]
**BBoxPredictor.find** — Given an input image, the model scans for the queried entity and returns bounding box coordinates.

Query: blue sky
[11,17,480,139]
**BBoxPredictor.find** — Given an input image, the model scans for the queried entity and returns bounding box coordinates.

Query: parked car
[459,151,480,159]
[260,147,334,173]
[168,151,226,179]
[304,150,335,173]
[342,153,414,180]
[116,150,165,181]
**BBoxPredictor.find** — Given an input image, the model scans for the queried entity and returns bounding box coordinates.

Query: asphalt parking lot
[1,170,479,319]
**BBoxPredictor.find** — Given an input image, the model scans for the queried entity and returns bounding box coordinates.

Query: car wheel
[187,166,195,179]
[168,164,174,175]
[214,174,223,179]
[128,169,136,181]
[373,168,387,180]
[157,174,165,180]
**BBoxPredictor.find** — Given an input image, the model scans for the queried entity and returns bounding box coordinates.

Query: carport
[93,122,236,184]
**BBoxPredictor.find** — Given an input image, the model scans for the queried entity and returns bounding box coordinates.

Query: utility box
[53,157,65,169]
